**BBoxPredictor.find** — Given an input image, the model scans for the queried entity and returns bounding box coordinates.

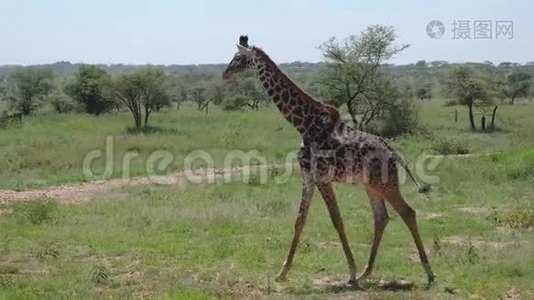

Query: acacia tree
[109,69,170,128]
[444,67,498,130]
[320,25,408,129]
[505,72,531,104]
[224,75,267,111]
[318,25,409,129]
[416,87,432,100]
[188,84,209,114]
[64,65,113,115]
[205,79,226,106]
[8,68,53,115]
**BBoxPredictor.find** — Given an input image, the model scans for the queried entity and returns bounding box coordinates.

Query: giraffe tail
[377,136,431,194]
[395,156,431,194]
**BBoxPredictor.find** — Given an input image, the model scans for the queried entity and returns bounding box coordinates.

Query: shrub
[49,93,76,113]
[488,208,534,229]
[505,163,534,180]
[380,99,420,137]
[12,200,58,225]
[90,263,111,285]
[222,95,247,111]
[431,138,470,155]
[32,241,61,260]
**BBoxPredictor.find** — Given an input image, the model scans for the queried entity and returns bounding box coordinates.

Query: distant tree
[222,94,248,111]
[167,77,188,111]
[176,85,188,110]
[505,72,531,104]
[189,84,209,114]
[109,69,171,128]
[415,60,427,68]
[482,61,494,67]
[318,25,410,131]
[498,62,520,69]
[444,67,499,130]
[415,87,432,100]
[429,61,449,68]
[49,92,76,113]
[226,75,267,111]
[64,65,113,115]
[8,68,53,115]
[205,79,226,106]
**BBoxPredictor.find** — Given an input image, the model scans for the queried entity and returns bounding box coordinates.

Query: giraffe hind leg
[384,188,435,285]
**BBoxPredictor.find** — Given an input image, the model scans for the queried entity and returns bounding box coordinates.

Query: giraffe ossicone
[222,35,435,286]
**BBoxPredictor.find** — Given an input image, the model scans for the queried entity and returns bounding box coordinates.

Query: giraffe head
[222,35,255,80]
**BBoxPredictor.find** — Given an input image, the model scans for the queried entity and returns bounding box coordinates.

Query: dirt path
[0,151,500,204]
[0,164,291,203]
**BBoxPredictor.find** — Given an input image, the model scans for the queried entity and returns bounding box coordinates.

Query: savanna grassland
[0,100,533,299]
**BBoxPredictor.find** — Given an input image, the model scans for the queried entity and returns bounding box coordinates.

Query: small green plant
[487,211,504,226]
[12,200,58,225]
[32,241,61,260]
[465,243,480,264]
[504,208,534,229]
[248,173,260,186]
[90,263,111,285]
[487,208,534,229]
[432,235,442,254]
[268,165,281,179]
[0,275,15,288]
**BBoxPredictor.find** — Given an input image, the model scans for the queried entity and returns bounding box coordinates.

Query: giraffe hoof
[274,274,286,282]
[356,271,371,281]
[427,273,436,286]
[347,278,357,286]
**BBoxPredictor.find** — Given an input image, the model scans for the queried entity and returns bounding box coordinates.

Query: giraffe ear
[236,44,252,57]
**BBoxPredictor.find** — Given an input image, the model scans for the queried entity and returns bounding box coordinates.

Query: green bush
[222,95,247,111]
[90,263,111,285]
[487,207,534,229]
[505,163,534,180]
[431,137,470,155]
[12,200,58,225]
[380,99,420,137]
[49,93,77,113]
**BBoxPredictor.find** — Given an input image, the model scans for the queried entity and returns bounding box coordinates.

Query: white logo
[426,20,445,39]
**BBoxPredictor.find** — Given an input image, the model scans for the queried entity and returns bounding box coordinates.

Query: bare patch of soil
[456,207,492,215]
[0,165,290,204]
[443,235,524,249]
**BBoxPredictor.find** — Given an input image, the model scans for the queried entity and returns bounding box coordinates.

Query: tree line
[0,25,532,134]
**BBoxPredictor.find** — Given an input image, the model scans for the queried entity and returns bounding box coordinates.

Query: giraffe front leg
[357,186,389,281]
[317,182,357,285]
[275,173,315,281]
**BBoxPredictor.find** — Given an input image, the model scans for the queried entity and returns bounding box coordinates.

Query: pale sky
[0,0,532,65]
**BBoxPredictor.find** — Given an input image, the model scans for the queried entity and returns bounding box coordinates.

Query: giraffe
[222,35,435,286]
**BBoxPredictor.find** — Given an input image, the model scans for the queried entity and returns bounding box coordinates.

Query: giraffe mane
[252,46,341,121]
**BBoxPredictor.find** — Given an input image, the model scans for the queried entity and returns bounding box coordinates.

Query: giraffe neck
[251,47,337,136]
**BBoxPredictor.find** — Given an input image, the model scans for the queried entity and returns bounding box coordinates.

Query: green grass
[1,100,534,190]
[0,100,534,298]
[0,169,532,298]
[0,104,300,189]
